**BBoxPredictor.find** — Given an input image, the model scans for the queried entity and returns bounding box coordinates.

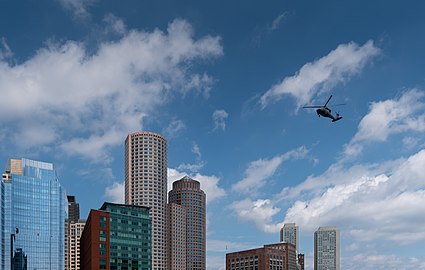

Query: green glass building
[81,202,151,270]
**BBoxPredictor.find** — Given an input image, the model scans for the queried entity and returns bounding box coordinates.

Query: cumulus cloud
[212,109,229,131]
[232,146,308,194]
[283,149,425,239]
[343,90,425,159]
[0,19,222,162]
[104,181,125,204]
[260,40,380,109]
[168,168,226,203]
[229,148,425,243]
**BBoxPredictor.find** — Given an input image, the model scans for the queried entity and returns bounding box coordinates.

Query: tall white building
[125,132,168,270]
[314,227,340,270]
[280,223,299,253]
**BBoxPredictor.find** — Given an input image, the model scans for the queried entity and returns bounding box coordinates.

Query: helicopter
[303,95,344,122]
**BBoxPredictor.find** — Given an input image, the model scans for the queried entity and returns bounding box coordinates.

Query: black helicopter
[303,95,344,122]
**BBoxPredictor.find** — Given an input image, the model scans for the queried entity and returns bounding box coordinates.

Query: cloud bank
[0,19,222,162]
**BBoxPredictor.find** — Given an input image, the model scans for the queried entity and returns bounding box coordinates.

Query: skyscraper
[125,132,168,270]
[280,223,299,253]
[314,227,340,270]
[65,195,85,270]
[168,176,206,270]
[1,158,66,270]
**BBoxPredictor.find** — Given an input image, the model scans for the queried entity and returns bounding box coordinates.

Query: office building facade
[168,176,206,270]
[226,242,297,270]
[80,202,151,270]
[125,132,168,269]
[280,223,299,253]
[0,158,66,270]
[314,227,340,270]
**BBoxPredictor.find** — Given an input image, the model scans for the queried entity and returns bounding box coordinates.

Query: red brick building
[226,242,297,270]
[80,210,110,270]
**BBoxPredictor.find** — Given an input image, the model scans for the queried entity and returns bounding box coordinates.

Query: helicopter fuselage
[316,107,342,122]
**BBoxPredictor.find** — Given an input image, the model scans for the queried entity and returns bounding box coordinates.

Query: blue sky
[1,1,425,269]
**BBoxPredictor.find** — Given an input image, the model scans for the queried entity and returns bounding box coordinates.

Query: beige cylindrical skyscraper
[168,176,206,270]
[125,132,168,270]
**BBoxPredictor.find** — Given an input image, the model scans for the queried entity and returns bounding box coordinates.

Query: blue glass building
[1,158,66,270]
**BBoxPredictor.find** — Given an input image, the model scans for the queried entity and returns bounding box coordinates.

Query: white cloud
[343,90,425,158]
[212,109,229,131]
[176,143,205,173]
[168,168,226,203]
[229,149,425,242]
[163,119,186,139]
[232,146,308,194]
[104,181,125,204]
[260,40,380,109]
[283,149,425,239]
[229,198,282,233]
[270,12,288,31]
[57,0,96,18]
[103,14,127,35]
[0,37,13,60]
[0,19,222,162]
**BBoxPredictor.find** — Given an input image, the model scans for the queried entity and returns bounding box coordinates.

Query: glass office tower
[1,158,66,270]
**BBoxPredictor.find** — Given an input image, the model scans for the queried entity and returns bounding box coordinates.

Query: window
[100,258,107,269]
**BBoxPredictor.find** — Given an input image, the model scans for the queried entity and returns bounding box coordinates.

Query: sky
[1,0,425,269]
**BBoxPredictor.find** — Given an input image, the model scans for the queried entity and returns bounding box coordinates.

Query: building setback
[226,242,297,270]
[314,227,340,270]
[1,158,66,270]
[80,202,151,270]
[168,176,206,270]
[125,132,167,270]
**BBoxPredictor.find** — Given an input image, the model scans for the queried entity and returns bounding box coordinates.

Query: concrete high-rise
[168,176,206,270]
[1,158,66,270]
[314,227,340,270]
[65,195,86,270]
[280,223,299,253]
[125,132,168,270]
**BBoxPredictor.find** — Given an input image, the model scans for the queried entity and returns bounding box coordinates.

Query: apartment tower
[314,227,340,270]
[65,195,86,270]
[168,176,206,270]
[125,132,168,269]
[280,223,299,253]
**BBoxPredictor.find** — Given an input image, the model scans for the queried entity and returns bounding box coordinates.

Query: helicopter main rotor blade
[303,106,322,108]
[324,95,333,107]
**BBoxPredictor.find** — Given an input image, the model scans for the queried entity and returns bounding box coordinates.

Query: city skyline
[1,1,425,269]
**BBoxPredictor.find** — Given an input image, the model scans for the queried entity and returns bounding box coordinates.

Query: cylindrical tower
[168,176,206,270]
[125,131,168,270]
